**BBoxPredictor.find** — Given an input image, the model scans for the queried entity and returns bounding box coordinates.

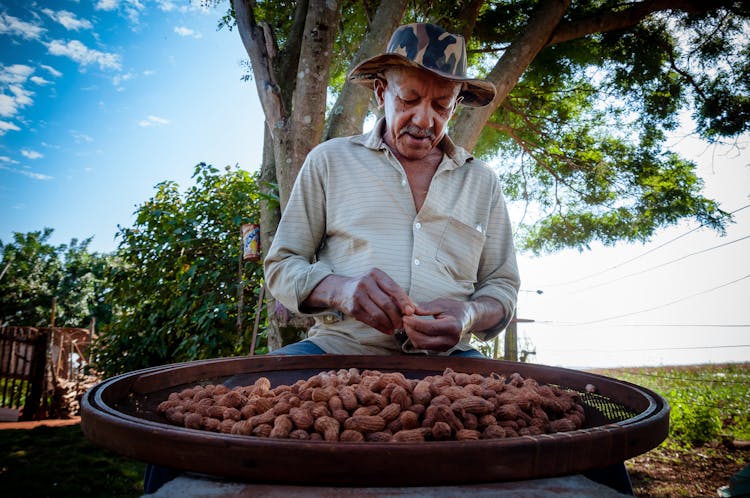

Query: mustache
[398,125,435,139]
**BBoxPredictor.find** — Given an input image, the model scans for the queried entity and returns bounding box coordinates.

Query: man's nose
[411,101,434,130]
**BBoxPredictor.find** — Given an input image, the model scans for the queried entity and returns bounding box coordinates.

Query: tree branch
[277,0,310,109]
[450,0,571,151]
[547,0,736,46]
[286,0,341,203]
[231,0,284,129]
[324,0,408,140]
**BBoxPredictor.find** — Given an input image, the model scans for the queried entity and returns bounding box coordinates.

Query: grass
[0,424,144,498]
[1,377,30,409]
[592,363,750,445]
[0,363,747,497]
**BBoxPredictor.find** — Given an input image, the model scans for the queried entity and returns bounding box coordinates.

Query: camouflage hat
[348,23,496,107]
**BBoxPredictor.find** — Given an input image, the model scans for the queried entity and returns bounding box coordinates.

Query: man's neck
[383,134,444,172]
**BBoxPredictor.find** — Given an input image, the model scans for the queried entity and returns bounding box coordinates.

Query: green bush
[666,388,723,448]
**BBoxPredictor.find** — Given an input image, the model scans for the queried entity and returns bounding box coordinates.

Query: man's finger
[402,316,457,351]
[371,269,416,315]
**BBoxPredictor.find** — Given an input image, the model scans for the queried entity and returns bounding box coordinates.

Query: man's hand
[302,268,416,334]
[401,297,505,351]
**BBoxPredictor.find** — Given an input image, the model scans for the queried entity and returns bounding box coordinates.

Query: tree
[92,163,265,377]
[208,0,748,347]
[0,229,110,328]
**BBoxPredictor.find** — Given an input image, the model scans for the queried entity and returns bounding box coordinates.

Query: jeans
[269,339,487,358]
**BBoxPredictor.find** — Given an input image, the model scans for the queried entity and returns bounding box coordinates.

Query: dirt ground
[2,418,747,497]
[627,440,748,497]
[0,416,80,430]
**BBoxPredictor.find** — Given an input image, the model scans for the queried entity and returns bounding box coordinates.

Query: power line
[601,370,750,385]
[531,322,750,327]
[533,272,750,326]
[536,344,750,353]
[569,233,750,295]
[542,202,750,288]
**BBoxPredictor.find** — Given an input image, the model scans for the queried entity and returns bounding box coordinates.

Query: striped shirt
[264,118,520,355]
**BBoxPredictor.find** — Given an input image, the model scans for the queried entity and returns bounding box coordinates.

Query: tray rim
[81,355,670,485]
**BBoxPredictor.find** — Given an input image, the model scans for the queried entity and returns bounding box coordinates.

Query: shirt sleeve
[263,148,334,314]
[470,179,520,341]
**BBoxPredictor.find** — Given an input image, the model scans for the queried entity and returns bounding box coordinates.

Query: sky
[1,0,265,252]
[1,1,748,369]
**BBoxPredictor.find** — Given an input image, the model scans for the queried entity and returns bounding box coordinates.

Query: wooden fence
[0,326,92,421]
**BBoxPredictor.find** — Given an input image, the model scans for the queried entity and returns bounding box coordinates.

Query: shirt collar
[351,117,474,168]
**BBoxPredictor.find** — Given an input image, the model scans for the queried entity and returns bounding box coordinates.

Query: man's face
[375,67,461,161]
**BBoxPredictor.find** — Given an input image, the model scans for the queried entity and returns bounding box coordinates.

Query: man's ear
[452,95,463,113]
[373,78,386,107]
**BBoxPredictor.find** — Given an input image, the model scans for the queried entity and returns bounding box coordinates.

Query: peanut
[344,415,386,433]
[392,428,426,442]
[289,407,314,430]
[314,416,340,441]
[270,414,293,438]
[161,367,587,443]
[340,429,365,442]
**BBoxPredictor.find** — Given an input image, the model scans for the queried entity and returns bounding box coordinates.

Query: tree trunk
[324,0,408,140]
[450,0,571,151]
[285,0,341,207]
[234,0,343,349]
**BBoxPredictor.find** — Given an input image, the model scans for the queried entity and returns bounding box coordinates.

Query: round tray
[81,355,669,485]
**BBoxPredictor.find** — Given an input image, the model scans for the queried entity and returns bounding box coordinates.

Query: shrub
[666,388,723,447]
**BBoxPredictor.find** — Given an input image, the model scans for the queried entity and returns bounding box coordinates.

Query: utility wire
[537,273,750,326]
[531,322,750,327]
[602,370,750,385]
[537,344,750,353]
[570,234,750,295]
[542,202,750,288]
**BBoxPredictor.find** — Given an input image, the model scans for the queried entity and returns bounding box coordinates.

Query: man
[264,23,520,356]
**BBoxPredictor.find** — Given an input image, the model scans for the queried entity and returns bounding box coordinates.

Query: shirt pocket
[435,217,485,284]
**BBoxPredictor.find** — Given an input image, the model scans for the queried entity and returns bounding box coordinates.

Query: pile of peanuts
[157,368,586,442]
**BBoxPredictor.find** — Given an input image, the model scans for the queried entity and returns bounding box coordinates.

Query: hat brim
[348,53,496,107]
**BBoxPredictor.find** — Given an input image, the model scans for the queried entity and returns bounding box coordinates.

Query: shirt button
[401,179,407,186]
[414,258,421,266]
[415,222,422,230]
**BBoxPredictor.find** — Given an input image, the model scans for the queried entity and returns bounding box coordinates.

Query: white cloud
[112,72,134,87]
[0,155,19,163]
[42,9,94,31]
[8,85,34,107]
[95,0,119,11]
[19,169,54,181]
[138,115,169,127]
[21,149,44,160]
[0,65,35,118]
[71,131,94,143]
[0,96,19,118]
[41,64,63,78]
[0,86,35,118]
[46,39,122,71]
[0,164,53,181]
[174,26,202,39]
[31,76,52,85]
[143,69,156,76]
[0,13,46,40]
[0,64,34,85]
[155,0,191,12]
[0,120,20,135]
[156,0,173,11]
[124,0,146,24]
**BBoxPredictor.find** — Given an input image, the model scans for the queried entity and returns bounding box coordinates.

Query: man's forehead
[385,67,461,97]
